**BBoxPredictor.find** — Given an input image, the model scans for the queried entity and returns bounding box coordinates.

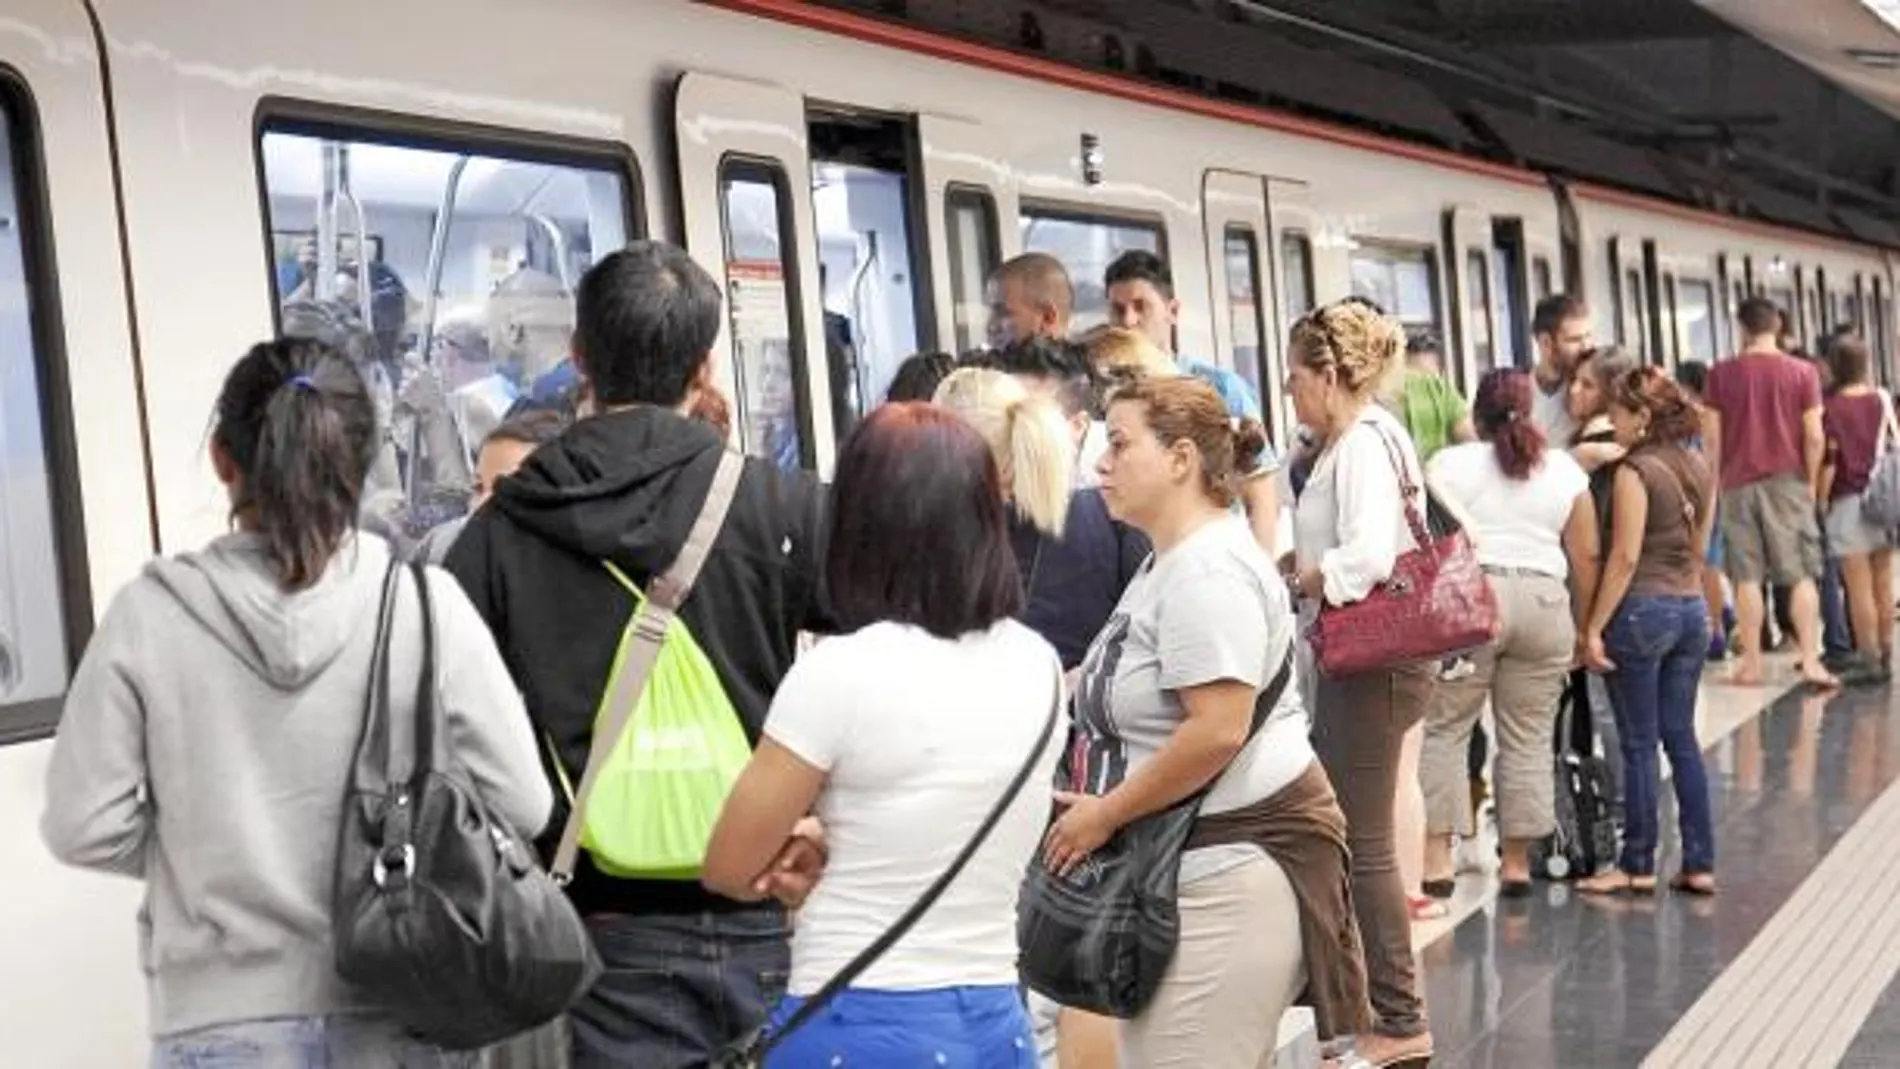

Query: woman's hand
[752,816,827,909]
[1044,790,1120,877]
[1580,631,1615,673]
[1296,567,1326,602]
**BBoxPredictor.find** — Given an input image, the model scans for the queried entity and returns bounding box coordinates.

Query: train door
[1268,178,1319,438]
[1202,170,1280,443]
[917,115,1018,355]
[1608,236,1652,362]
[1445,206,1497,391]
[676,73,831,473]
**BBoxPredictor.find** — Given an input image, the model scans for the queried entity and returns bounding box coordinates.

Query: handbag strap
[551,449,746,884]
[1361,420,1434,550]
[755,661,1066,1060]
[1876,389,1898,457]
[351,555,407,787]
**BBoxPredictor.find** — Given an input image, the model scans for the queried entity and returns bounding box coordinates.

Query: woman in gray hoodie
[40,338,552,1067]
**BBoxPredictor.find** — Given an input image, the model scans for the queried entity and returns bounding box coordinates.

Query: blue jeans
[1822,548,1854,656]
[151,1015,472,1068]
[569,909,789,1069]
[762,986,1036,1068]
[1603,595,1716,876]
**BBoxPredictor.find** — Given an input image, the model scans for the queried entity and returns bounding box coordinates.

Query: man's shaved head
[987,252,1073,348]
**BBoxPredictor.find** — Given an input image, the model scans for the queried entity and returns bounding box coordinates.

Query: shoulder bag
[334,558,600,1050]
[1309,422,1499,677]
[1857,390,1900,527]
[1016,647,1293,1018]
[710,663,1064,1068]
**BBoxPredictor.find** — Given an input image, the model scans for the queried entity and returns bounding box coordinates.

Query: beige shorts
[1721,474,1823,586]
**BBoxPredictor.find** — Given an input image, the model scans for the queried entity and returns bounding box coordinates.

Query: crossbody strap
[551,449,746,884]
[1877,389,1898,458]
[754,661,1066,1060]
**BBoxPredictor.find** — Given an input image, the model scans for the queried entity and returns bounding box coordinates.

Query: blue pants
[570,909,789,1069]
[1822,551,1854,656]
[152,1015,471,1068]
[1603,595,1716,877]
[762,985,1037,1068]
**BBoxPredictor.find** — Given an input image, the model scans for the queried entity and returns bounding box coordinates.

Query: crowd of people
[36,233,1896,1069]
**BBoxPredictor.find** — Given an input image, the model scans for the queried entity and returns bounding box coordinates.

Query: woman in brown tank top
[1577,368,1719,897]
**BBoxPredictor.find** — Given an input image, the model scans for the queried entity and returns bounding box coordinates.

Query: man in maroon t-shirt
[1704,296,1835,688]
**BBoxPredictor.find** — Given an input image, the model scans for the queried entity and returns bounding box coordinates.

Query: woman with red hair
[1419,370,1601,897]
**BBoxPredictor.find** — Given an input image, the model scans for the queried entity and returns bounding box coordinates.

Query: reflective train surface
[1,1,1894,1062]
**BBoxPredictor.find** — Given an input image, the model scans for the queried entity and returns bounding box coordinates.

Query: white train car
[0,1,1891,1063]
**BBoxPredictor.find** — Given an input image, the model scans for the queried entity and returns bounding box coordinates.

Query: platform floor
[1413,654,1900,1069]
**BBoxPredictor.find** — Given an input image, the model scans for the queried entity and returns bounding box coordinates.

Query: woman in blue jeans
[1577,367,1719,897]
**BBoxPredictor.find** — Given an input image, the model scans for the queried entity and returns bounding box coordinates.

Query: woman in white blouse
[1419,369,1600,897]
[1285,299,1434,1069]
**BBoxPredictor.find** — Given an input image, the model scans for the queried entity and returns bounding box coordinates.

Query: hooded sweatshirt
[446,405,831,918]
[40,533,552,1038]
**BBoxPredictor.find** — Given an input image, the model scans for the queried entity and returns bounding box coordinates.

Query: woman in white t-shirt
[1041,374,1370,1067]
[1420,369,1601,897]
[702,403,1062,1067]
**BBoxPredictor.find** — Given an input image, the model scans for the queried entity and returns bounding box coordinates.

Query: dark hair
[1827,335,1873,387]
[1611,367,1702,444]
[484,408,569,450]
[1405,329,1440,355]
[988,335,1102,418]
[1471,369,1546,480]
[1737,295,1781,338]
[1108,375,1266,507]
[213,338,379,591]
[825,403,1022,639]
[1104,249,1174,301]
[1532,294,1587,338]
[574,241,723,408]
[885,351,958,403]
[1674,360,1709,396]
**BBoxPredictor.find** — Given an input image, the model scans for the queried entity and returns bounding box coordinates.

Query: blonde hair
[1287,300,1406,400]
[1085,326,1176,380]
[933,367,1073,536]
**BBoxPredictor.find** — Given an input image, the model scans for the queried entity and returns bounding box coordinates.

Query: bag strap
[551,449,746,884]
[754,661,1067,1060]
[1362,420,1434,550]
[1877,389,1898,458]
[351,555,406,788]
[407,561,441,774]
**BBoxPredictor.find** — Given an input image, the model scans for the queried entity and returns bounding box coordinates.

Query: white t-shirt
[765,619,1062,995]
[1070,515,1312,885]
[1428,443,1588,577]
[1532,378,1577,447]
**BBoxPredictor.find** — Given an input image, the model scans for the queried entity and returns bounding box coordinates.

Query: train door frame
[1201,169,1280,442]
[1444,205,1495,392]
[675,72,832,472]
[1266,178,1319,440]
[917,115,1018,355]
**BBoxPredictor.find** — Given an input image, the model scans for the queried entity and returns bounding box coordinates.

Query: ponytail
[1003,393,1074,537]
[1472,368,1547,481]
[213,338,379,590]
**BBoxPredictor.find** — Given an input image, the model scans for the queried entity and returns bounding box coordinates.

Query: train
[1,1,1892,1062]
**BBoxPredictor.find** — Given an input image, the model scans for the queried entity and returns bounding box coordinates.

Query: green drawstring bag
[551,451,750,885]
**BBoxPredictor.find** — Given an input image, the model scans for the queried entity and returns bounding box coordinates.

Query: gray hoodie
[40,532,552,1038]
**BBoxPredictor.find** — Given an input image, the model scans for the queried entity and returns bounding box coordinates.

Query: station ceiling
[809,0,1900,241]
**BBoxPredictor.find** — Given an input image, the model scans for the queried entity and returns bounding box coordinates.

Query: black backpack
[334,559,600,1049]
[1530,670,1620,881]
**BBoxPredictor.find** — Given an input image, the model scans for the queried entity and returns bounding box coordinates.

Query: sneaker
[1838,653,1891,688]
[1439,657,1477,682]
[1823,649,1861,674]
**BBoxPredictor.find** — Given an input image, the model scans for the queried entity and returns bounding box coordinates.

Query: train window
[1282,231,1315,322]
[1465,250,1495,374]
[259,122,634,540]
[1532,256,1553,299]
[1677,279,1717,363]
[0,88,82,738]
[1223,226,1269,422]
[1623,268,1647,358]
[1350,241,1440,337]
[1020,204,1163,330]
[945,185,999,352]
[719,159,812,472]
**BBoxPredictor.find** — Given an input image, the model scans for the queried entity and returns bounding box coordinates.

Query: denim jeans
[569,909,789,1069]
[151,1015,473,1069]
[762,986,1036,1068]
[1603,594,1716,876]
[1822,549,1854,656]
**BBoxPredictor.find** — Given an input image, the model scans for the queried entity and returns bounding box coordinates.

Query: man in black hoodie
[446,240,830,1068]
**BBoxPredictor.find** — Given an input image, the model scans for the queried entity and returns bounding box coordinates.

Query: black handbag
[710,664,1064,1068]
[334,559,601,1050]
[1017,648,1293,1018]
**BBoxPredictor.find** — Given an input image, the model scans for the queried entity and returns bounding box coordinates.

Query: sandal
[1670,872,1717,896]
[1408,895,1449,922]
[1420,877,1456,900]
[1576,869,1657,896]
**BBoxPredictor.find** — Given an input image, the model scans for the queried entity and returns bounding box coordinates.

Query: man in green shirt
[1393,331,1473,462]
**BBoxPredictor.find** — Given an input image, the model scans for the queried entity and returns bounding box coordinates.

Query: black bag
[710,665,1064,1068]
[1530,671,1619,881]
[334,559,601,1050]
[1017,650,1293,1018]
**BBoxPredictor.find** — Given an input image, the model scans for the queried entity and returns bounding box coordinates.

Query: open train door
[1202,170,1280,444]
[917,115,1020,354]
[1445,206,1496,394]
[676,72,834,472]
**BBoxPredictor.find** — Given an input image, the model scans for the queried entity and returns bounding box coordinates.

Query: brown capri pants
[1312,661,1435,1040]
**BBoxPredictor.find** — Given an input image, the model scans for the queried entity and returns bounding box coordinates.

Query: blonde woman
[1085,325,1176,382]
